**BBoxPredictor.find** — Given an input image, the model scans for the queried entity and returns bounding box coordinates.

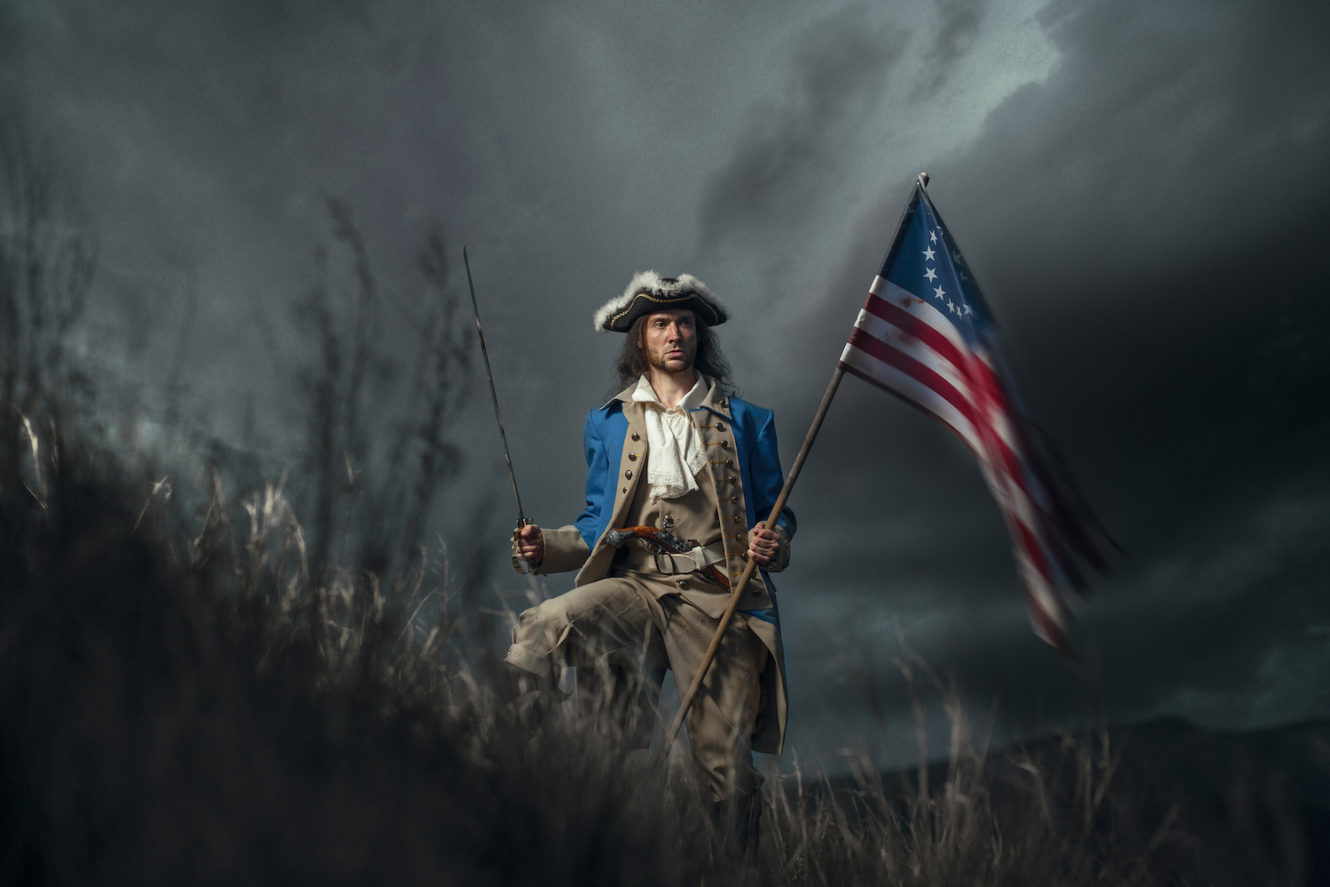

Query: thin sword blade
[463,247,528,530]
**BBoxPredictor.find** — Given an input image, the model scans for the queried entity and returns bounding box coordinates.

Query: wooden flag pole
[664,363,848,748]
[665,172,930,751]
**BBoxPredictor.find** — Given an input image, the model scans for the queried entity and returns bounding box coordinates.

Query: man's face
[639,309,698,375]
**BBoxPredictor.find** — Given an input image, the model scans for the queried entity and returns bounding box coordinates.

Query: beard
[644,343,696,376]
[638,326,697,376]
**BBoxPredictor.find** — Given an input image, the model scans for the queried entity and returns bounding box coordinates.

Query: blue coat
[575,394,795,581]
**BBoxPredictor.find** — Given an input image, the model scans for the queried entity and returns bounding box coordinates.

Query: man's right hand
[513,522,544,568]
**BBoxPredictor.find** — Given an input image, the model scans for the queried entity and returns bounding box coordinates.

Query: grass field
[5,412,1325,886]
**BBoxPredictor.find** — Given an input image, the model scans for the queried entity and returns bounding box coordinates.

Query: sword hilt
[511,517,535,573]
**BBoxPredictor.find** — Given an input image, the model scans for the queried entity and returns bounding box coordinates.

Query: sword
[463,247,532,569]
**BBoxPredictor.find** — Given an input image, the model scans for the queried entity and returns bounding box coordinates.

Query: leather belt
[648,543,725,576]
[616,536,725,577]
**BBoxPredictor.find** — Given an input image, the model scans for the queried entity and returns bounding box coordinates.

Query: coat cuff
[512,524,590,575]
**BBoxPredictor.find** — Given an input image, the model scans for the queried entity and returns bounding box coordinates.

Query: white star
[947,300,957,315]
[924,268,938,282]
[929,230,938,244]
[933,286,946,300]
[923,247,935,261]
[963,304,973,317]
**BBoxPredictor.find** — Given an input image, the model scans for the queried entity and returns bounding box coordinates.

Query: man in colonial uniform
[504,271,795,834]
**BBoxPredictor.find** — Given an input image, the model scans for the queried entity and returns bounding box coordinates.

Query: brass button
[622,487,628,494]
[675,579,689,589]
[720,440,730,449]
[625,469,633,479]
[631,432,641,441]
[731,515,743,522]
[628,453,638,461]
[716,422,726,431]
[724,459,733,467]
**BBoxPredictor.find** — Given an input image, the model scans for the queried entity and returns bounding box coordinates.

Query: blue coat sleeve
[744,405,797,540]
[574,409,612,550]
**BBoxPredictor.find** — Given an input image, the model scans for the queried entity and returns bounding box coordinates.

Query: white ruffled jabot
[631,375,708,500]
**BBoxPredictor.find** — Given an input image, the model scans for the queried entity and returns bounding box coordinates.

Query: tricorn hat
[592,271,728,332]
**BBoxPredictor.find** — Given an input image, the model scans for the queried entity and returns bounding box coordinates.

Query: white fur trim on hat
[592,271,728,332]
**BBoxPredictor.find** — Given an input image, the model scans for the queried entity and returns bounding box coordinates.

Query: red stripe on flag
[844,324,1038,525]
[863,294,966,371]
[861,296,1030,489]
[836,186,1114,658]
[846,327,981,433]
[1011,507,1059,595]
[864,294,1011,421]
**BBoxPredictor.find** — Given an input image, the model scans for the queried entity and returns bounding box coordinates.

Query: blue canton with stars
[878,186,996,343]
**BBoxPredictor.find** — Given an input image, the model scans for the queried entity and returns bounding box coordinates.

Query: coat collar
[696,379,733,420]
[601,375,732,420]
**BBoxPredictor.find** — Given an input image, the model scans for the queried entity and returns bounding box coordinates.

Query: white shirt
[631,374,708,500]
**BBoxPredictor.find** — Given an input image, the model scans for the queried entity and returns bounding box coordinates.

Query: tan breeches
[506,575,766,800]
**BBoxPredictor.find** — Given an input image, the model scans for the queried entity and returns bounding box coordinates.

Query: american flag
[838,180,1113,655]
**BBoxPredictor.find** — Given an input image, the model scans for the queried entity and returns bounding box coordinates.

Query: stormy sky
[6,0,1329,768]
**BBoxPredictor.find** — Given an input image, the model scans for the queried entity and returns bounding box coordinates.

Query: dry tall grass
[3,410,1224,885]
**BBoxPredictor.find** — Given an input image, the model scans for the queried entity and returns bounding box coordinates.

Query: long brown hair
[612,313,735,395]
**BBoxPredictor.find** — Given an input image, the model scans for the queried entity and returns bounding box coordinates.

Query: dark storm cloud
[935,0,1330,273]
[779,0,1330,751]
[919,0,1330,529]
[913,0,985,98]
[697,6,905,249]
[815,0,1330,510]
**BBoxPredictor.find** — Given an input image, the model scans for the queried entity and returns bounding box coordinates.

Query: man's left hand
[747,521,779,567]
